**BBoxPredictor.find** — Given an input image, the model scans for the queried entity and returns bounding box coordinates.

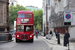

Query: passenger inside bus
[25,26,33,31]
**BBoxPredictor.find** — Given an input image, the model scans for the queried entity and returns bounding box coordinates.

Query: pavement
[41,34,75,50]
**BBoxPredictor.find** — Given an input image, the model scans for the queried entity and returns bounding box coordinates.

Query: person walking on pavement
[55,30,58,39]
[57,32,60,44]
[36,31,38,38]
[64,30,70,46]
[55,30,60,44]
[38,30,39,36]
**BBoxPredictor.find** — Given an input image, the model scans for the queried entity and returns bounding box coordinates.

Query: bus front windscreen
[17,25,24,32]
[26,26,33,31]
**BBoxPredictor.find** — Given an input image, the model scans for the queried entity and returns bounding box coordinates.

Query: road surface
[0,36,50,50]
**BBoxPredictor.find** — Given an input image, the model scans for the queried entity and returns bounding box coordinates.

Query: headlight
[17,35,19,37]
[30,35,32,37]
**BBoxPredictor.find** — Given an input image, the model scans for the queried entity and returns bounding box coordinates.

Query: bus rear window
[26,14,32,18]
[18,14,24,18]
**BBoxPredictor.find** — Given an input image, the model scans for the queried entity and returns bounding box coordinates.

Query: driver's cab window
[26,26,32,31]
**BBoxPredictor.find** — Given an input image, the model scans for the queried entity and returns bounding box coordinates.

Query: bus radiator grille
[20,34,29,40]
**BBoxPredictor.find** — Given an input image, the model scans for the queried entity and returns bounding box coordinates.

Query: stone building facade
[0,0,9,33]
[43,0,75,39]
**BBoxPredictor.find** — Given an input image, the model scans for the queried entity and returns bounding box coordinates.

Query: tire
[31,38,33,43]
[16,38,19,43]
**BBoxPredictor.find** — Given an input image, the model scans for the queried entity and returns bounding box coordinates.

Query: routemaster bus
[16,10,34,42]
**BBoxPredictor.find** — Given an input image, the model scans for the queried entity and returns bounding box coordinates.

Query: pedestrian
[36,31,38,38]
[38,31,39,36]
[57,32,60,44]
[50,30,53,37]
[46,29,49,34]
[64,30,70,46]
[33,31,35,36]
[55,30,58,39]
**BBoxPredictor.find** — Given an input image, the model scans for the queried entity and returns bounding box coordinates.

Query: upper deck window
[18,14,24,18]
[26,14,32,18]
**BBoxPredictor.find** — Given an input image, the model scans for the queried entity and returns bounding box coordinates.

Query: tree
[36,23,41,30]
[9,4,43,30]
[32,10,43,30]
[9,4,30,25]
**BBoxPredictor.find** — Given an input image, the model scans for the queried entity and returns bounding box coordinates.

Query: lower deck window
[17,25,24,32]
[26,26,33,31]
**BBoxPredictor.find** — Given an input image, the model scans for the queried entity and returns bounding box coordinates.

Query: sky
[16,0,43,8]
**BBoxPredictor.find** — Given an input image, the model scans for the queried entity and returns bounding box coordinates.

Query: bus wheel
[16,38,19,43]
[31,39,33,43]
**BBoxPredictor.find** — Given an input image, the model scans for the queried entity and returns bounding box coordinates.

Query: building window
[46,0,50,6]
[48,0,50,6]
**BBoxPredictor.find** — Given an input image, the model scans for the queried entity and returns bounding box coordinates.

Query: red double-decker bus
[16,11,34,42]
